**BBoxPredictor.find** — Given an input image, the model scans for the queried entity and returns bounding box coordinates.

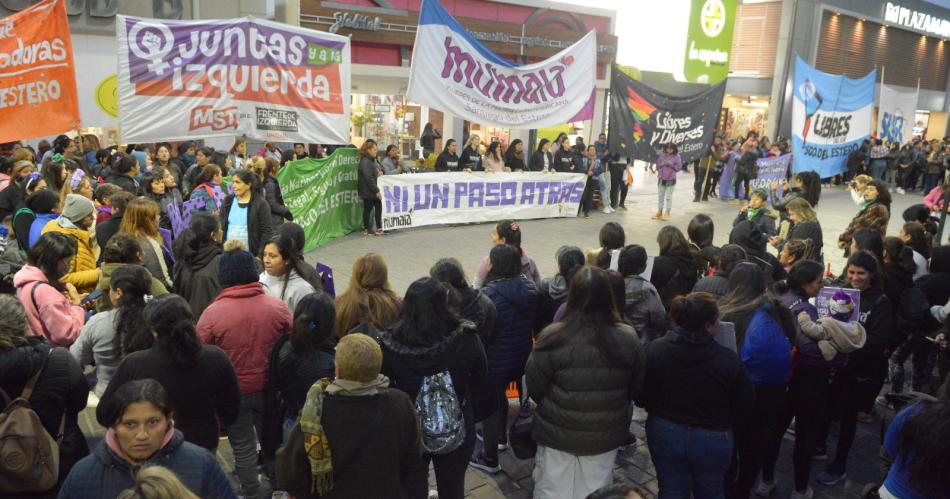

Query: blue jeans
[870,159,887,181]
[646,415,733,499]
[657,181,675,213]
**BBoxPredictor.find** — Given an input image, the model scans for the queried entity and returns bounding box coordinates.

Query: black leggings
[727,385,786,499]
[362,198,381,231]
[609,164,629,207]
[734,173,751,200]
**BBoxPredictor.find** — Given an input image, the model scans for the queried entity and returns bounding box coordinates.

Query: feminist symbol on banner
[168,185,228,238]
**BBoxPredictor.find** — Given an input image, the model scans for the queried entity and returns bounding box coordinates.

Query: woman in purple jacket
[653,143,683,221]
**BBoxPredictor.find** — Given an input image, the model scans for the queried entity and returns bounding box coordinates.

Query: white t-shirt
[912,250,929,280]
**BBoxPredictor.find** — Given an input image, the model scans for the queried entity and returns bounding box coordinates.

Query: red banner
[0,0,79,142]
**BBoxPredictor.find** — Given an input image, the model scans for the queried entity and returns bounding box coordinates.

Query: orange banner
[0,0,79,143]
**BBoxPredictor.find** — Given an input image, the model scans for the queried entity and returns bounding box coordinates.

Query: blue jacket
[740,305,792,387]
[28,212,58,248]
[57,430,237,499]
[481,275,538,385]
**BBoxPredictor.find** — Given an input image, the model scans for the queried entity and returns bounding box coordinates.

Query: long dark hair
[27,232,76,292]
[669,292,719,333]
[902,221,931,259]
[483,244,522,285]
[144,295,202,366]
[536,138,550,153]
[173,213,220,260]
[718,262,768,318]
[556,246,586,282]
[231,169,261,202]
[795,171,821,207]
[897,379,950,496]
[868,179,892,209]
[853,228,885,267]
[263,234,323,301]
[495,220,523,252]
[775,259,824,296]
[111,265,154,358]
[687,214,715,248]
[442,139,456,154]
[291,293,335,354]
[657,225,690,256]
[534,266,631,368]
[390,277,462,348]
[430,258,471,292]
[100,379,173,428]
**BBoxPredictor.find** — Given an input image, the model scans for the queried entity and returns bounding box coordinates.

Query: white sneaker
[896,187,906,194]
[790,487,814,499]
[754,479,776,497]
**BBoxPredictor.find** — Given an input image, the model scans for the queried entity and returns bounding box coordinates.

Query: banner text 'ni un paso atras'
[407,0,596,129]
[792,56,875,178]
[117,16,350,144]
[379,171,587,230]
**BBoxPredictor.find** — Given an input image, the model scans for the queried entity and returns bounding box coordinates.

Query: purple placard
[719,154,789,201]
[816,287,861,321]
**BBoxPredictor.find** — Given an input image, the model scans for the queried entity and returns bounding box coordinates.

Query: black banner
[608,66,726,164]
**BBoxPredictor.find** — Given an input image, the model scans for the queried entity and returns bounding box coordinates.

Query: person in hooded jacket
[197,239,292,498]
[534,246,585,334]
[733,189,777,237]
[815,251,893,488]
[470,244,538,475]
[637,292,753,499]
[687,214,720,275]
[379,277,488,499]
[434,139,461,172]
[0,295,89,499]
[526,266,645,499]
[172,214,223,318]
[650,226,699,310]
[40,193,100,292]
[617,245,667,342]
[693,244,746,299]
[730,220,786,285]
[718,263,796,499]
[65,379,236,499]
[430,258,497,347]
[26,188,61,249]
[262,157,293,226]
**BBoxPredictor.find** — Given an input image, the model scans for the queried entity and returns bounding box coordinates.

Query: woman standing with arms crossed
[358,141,383,235]
[653,143,682,221]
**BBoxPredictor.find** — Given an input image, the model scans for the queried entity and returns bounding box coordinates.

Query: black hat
[218,240,259,288]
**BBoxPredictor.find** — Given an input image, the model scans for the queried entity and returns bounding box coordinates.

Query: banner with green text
[277,148,362,251]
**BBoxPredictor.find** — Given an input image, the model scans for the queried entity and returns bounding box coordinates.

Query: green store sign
[676,0,737,84]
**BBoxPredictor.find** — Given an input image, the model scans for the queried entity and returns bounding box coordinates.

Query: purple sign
[816,287,861,322]
[719,154,789,202]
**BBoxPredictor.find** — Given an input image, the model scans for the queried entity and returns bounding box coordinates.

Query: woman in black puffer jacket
[471,244,538,474]
[430,258,497,347]
[526,266,645,499]
[0,295,89,499]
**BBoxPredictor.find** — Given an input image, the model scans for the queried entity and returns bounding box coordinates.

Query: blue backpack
[741,306,792,387]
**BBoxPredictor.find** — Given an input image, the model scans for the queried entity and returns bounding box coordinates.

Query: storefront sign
[676,0,737,84]
[277,148,362,252]
[408,0,596,128]
[329,11,381,34]
[379,171,586,230]
[608,66,726,164]
[791,57,875,178]
[883,2,950,39]
[0,0,79,142]
[116,16,350,144]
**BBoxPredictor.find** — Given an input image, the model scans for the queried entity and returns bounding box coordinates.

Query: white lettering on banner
[0,78,61,108]
[648,112,705,147]
[0,19,14,39]
[883,2,950,38]
[0,37,68,70]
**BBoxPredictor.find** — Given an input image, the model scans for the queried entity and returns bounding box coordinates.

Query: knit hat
[61,193,95,223]
[829,290,854,321]
[218,240,259,288]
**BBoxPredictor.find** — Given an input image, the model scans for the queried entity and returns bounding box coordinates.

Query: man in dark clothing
[277,333,423,499]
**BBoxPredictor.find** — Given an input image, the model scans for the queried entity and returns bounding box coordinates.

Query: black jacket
[0,182,24,221]
[434,151,460,172]
[97,345,241,451]
[13,207,33,253]
[853,286,893,360]
[379,324,488,439]
[357,156,380,199]
[651,251,699,310]
[782,220,823,262]
[505,153,526,171]
[733,208,777,237]
[219,194,274,256]
[460,146,482,171]
[458,287,497,346]
[172,241,222,318]
[554,148,578,172]
[637,330,753,431]
[263,176,292,226]
[770,187,804,214]
[0,339,89,498]
[105,173,139,195]
[529,150,554,171]
[145,190,182,233]
[736,150,758,177]
[94,214,122,262]
[730,220,786,284]
[526,323,645,455]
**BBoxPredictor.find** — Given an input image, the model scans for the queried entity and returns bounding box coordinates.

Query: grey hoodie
[623,276,668,342]
[69,309,121,396]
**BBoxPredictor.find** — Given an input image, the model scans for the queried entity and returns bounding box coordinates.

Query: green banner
[676,0,737,84]
[277,148,362,252]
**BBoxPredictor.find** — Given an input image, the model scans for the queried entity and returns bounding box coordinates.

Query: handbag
[508,397,537,459]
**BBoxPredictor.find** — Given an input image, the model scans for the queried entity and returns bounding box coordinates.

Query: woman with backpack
[718,263,795,499]
[470,244,538,475]
[430,258,497,346]
[379,277,488,499]
[0,294,89,498]
[526,266,645,499]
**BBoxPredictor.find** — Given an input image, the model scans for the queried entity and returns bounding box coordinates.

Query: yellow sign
[95,74,118,118]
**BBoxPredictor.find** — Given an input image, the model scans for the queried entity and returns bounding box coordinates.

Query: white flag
[877,85,917,144]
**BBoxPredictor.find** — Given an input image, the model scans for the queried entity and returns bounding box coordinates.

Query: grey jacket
[260,269,317,314]
[623,276,668,342]
[69,309,120,397]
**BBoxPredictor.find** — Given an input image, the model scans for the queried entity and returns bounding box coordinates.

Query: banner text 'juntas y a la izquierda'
[379,171,586,230]
[277,148,362,251]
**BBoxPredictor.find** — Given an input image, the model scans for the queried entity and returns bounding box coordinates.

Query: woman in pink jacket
[923,180,947,212]
[12,231,86,347]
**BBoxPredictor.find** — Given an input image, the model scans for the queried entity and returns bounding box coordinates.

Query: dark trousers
[609,164,628,207]
[761,366,833,491]
[479,386,509,463]
[709,170,723,196]
[362,198,381,231]
[727,386,786,499]
[817,354,888,473]
[923,172,943,194]
[733,174,751,200]
[580,176,597,215]
[694,167,712,200]
[405,436,475,499]
[890,336,937,393]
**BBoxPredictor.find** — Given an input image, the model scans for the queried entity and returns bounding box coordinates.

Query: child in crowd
[734,189,776,237]
[797,290,867,360]
[94,183,121,224]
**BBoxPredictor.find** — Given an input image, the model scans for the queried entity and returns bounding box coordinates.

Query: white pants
[532,445,618,499]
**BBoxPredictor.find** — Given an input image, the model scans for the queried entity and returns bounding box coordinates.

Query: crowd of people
[0,130,949,499]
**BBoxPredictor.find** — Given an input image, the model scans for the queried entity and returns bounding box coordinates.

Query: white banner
[116,16,350,144]
[379,172,586,230]
[407,0,596,129]
[877,84,917,145]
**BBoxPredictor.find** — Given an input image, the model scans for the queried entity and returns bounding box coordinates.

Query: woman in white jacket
[260,234,324,313]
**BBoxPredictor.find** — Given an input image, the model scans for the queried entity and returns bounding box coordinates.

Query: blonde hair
[786,197,817,223]
[335,333,383,382]
[247,156,266,182]
[853,174,873,191]
[115,466,199,499]
[464,134,481,152]
[335,253,400,336]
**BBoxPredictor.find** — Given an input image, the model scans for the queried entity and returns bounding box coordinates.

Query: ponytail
[111,265,154,358]
[668,292,719,333]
